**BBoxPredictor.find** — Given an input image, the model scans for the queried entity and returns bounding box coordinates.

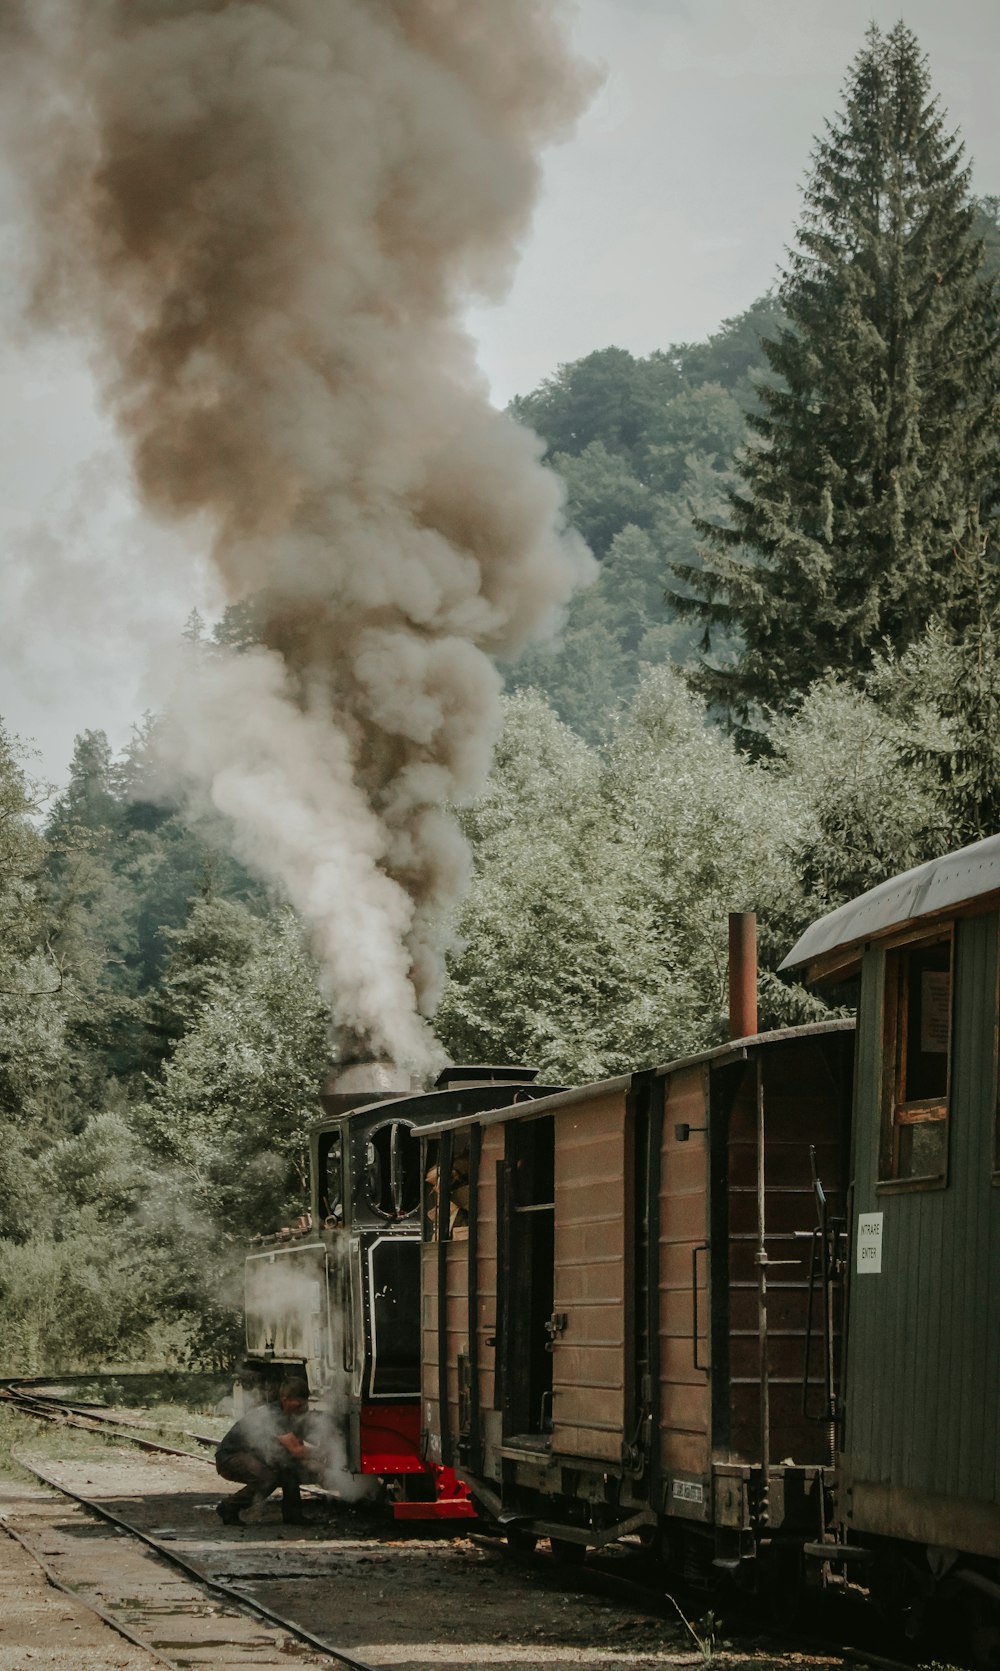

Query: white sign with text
[856,1212,883,1274]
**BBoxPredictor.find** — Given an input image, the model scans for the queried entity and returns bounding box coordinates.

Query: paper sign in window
[920,970,950,1054]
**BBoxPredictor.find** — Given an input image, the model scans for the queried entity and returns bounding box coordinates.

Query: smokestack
[318,1059,415,1119]
[728,911,758,1040]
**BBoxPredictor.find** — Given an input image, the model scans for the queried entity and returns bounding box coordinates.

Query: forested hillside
[3,22,1000,1373]
[502,296,784,737]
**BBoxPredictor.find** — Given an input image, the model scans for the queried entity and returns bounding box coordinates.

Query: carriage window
[448,1133,471,1241]
[881,935,951,1184]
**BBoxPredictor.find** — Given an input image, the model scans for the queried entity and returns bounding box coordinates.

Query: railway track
[0,1376,219,1457]
[4,1455,377,1671]
[0,1379,377,1669]
[0,1378,925,1671]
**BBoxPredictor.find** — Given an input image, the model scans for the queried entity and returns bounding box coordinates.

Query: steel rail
[15,1452,378,1671]
[17,1384,218,1447]
[0,1512,182,1670]
[0,1381,215,1462]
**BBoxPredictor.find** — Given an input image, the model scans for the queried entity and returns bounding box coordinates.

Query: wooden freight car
[419,1019,854,1576]
[781,835,1000,1610]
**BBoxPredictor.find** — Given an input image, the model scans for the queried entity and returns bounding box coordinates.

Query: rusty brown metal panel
[661,1379,711,1430]
[554,1261,625,1303]
[664,1430,711,1474]
[551,1091,627,1459]
[658,1068,711,1484]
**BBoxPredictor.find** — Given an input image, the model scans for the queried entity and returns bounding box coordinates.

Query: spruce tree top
[672,22,1000,738]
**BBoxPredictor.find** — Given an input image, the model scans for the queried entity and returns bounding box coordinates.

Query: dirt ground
[0,1494,159,1671]
[0,1436,843,1671]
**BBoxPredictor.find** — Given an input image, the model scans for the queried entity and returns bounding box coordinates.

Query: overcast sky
[470,0,1000,404]
[2,0,1000,781]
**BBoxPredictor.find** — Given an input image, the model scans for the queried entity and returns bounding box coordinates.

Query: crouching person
[216,1374,318,1526]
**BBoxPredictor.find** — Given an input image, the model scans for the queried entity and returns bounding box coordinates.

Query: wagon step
[803,1541,874,1563]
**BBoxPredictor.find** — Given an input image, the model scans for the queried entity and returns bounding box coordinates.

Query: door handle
[692,1244,709,1371]
[544,1312,568,1353]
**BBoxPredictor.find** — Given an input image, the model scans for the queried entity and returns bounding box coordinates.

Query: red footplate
[393,1465,475,1522]
[358,1405,475,1520]
[393,1496,476,1521]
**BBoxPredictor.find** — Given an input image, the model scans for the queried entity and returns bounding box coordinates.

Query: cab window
[880,934,951,1184]
[364,1121,421,1219]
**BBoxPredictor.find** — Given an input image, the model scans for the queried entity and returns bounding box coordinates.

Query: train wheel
[549,1536,586,1566]
[505,1528,538,1556]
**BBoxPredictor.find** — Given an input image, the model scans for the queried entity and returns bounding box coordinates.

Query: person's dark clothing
[217,1402,308,1471]
[216,1402,310,1521]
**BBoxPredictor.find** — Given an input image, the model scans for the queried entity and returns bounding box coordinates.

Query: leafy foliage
[145,908,330,1232]
[437,676,813,1079]
[0,727,65,1120]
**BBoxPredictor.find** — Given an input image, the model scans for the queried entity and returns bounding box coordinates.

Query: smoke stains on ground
[1,2,596,1070]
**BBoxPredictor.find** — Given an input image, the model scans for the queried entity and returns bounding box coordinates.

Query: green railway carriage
[782,836,1000,1605]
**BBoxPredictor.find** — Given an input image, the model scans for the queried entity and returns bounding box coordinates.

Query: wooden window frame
[423,1137,442,1242]
[878,927,952,1192]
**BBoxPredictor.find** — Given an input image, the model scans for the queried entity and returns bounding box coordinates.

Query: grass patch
[0,1402,118,1484]
[0,1372,231,1483]
[38,1371,231,1413]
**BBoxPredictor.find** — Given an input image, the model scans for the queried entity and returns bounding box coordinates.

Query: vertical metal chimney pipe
[728,911,758,1039]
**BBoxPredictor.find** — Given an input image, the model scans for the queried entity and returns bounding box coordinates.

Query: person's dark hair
[279,1374,309,1401]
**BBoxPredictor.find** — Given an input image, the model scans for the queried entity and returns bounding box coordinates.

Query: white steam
[1,1,595,1070]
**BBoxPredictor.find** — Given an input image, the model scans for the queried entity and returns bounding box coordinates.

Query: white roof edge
[780,832,1000,974]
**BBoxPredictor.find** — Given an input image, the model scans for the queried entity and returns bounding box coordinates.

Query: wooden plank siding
[550,1091,628,1462]
[443,1239,469,1451]
[844,913,1000,1552]
[658,1068,711,1478]
[420,1238,439,1456]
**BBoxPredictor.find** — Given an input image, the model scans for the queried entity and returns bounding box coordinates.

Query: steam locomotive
[241,1061,563,1517]
[241,835,1000,1656]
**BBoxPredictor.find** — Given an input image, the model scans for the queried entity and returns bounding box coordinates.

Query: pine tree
[673,23,1000,735]
[888,514,1000,846]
